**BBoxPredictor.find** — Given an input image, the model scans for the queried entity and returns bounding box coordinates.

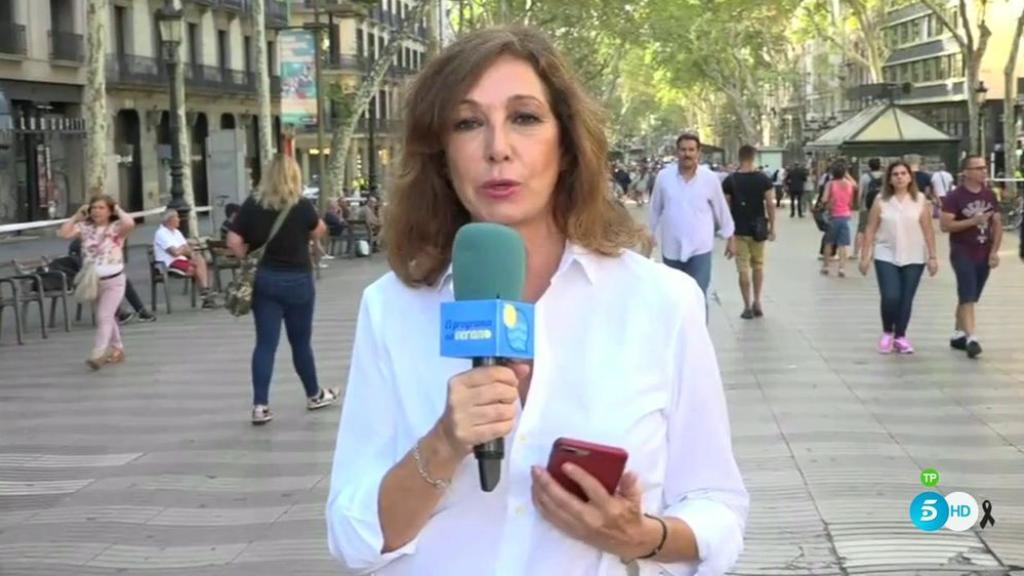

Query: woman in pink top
[858,162,938,354]
[58,194,136,369]
[819,164,858,276]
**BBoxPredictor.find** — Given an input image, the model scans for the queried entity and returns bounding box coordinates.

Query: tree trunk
[253,0,275,172]
[326,0,431,198]
[1003,6,1024,179]
[84,0,109,195]
[173,0,198,236]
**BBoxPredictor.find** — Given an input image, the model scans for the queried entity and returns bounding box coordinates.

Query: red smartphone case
[546,437,628,502]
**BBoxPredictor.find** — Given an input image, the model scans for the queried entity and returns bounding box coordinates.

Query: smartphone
[546,437,628,502]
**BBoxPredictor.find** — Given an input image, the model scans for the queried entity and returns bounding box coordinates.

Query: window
[217,29,229,70]
[923,58,934,82]
[243,35,252,73]
[884,67,895,82]
[267,41,276,76]
[911,60,922,82]
[937,54,948,78]
[187,22,200,64]
[357,30,364,56]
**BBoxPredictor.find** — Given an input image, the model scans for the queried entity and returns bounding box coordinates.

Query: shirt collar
[435,241,599,293]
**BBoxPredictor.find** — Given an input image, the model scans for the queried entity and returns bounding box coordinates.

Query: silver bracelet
[412,440,451,490]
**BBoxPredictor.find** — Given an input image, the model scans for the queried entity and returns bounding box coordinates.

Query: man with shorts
[154,210,217,308]
[940,155,1003,358]
[723,145,775,319]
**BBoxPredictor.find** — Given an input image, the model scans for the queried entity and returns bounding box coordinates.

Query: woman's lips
[480,179,521,200]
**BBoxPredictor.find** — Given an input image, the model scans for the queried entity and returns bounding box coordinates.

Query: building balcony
[0,22,27,56]
[325,53,367,74]
[266,0,290,28]
[106,53,281,99]
[191,0,216,7]
[49,31,84,63]
[218,0,248,13]
[296,0,374,17]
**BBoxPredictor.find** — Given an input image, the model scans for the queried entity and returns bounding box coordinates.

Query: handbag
[73,261,99,303]
[224,205,292,317]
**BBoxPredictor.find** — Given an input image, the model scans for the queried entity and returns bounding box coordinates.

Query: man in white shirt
[650,133,736,298]
[153,210,215,308]
[931,163,954,200]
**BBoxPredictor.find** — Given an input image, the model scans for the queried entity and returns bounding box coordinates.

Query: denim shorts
[825,217,851,246]
[950,251,990,304]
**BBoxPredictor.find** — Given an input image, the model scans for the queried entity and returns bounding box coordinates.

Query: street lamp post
[976,81,989,161]
[158,2,189,237]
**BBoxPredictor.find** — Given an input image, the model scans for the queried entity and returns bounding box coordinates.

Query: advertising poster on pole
[279,29,317,129]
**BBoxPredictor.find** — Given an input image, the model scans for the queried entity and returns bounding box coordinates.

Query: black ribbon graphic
[979,499,995,529]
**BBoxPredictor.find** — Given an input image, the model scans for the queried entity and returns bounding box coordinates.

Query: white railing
[0,206,213,236]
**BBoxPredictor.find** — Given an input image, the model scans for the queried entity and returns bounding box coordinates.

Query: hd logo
[909,468,995,532]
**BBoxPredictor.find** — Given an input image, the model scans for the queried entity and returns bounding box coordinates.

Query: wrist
[624,514,664,561]
[427,421,469,465]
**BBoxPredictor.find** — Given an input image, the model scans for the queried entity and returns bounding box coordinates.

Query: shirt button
[515,504,526,516]
[517,434,528,443]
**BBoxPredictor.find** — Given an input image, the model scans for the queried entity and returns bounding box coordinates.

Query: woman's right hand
[858,258,870,276]
[438,365,524,458]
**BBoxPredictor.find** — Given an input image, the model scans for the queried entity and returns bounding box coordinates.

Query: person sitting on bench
[153,210,216,308]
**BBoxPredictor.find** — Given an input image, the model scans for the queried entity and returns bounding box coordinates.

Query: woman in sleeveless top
[858,161,938,354]
[58,194,136,369]
[819,164,857,276]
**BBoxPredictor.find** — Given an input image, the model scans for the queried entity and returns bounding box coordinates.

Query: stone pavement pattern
[1,208,1022,575]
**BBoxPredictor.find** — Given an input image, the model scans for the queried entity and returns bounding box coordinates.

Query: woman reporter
[327,27,748,575]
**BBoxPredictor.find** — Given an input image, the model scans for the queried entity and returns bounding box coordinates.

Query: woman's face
[90,201,111,224]
[444,55,562,230]
[889,166,912,189]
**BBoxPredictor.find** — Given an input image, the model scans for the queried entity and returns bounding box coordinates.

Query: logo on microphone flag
[441,300,534,359]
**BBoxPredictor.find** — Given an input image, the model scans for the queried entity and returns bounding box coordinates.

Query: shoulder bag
[224,205,292,317]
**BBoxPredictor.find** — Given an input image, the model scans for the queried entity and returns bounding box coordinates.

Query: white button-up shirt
[327,244,748,576]
[650,164,735,263]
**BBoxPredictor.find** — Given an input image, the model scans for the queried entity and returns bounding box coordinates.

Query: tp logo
[909,469,995,532]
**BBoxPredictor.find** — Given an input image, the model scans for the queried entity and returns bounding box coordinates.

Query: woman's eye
[453,118,482,131]
[513,112,541,125]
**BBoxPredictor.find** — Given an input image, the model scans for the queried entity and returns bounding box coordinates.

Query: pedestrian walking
[783,163,808,217]
[858,161,938,354]
[723,145,775,319]
[650,132,736,298]
[226,154,339,424]
[819,164,858,276]
[58,194,136,370]
[854,158,884,259]
[940,154,1004,359]
[327,27,747,575]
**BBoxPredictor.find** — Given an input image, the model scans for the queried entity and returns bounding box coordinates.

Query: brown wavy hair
[86,193,118,224]
[882,161,919,202]
[383,26,642,287]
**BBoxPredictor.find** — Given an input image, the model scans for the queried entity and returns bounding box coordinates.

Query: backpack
[864,174,883,211]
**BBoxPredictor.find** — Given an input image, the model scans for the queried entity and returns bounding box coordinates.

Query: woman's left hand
[531,464,654,559]
[927,258,938,277]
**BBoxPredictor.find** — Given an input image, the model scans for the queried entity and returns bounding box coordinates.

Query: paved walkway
[1,207,1022,575]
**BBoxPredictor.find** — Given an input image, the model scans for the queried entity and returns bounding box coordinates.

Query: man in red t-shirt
[940,155,1003,359]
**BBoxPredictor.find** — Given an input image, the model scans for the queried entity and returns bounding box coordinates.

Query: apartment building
[0,0,87,224]
[105,0,287,215]
[288,0,432,192]
[0,0,288,225]
[879,0,1022,159]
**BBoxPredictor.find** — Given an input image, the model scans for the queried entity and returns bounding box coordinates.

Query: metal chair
[0,276,26,345]
[206,239,240,293]
[11,258,73,333]
[147,246,196,314]
[0,269,49,343]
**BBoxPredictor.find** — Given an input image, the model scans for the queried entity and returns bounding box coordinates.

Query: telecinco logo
[909,468,996,532]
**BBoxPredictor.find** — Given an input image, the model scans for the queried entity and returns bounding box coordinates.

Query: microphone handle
[472,356,503,492]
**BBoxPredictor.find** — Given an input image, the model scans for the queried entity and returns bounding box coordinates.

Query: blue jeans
[874,260,924,338]
[663,251,713,296]
[251,267,320,406]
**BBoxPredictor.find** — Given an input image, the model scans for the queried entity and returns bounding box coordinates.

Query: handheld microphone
[441,223,534,492]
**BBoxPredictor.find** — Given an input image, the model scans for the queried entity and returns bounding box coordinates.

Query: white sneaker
[251,405,273,425]
[307,388,340,410]
[322,254,336,260]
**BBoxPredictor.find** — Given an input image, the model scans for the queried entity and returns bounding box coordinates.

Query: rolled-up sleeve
[709,176,735,239]
[651,279,749,576]
[326,289,416,574]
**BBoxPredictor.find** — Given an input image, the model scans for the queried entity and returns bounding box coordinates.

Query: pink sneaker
[878,333,894,354]
[893,337,915,354]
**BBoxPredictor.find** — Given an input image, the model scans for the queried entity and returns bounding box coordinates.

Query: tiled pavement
[1,207,1022,575]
